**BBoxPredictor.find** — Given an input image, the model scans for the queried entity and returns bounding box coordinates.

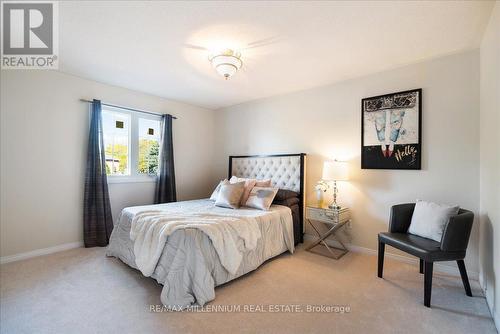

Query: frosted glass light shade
[215,63,237,78]
[208,49,243,79]
[322,161,349,181]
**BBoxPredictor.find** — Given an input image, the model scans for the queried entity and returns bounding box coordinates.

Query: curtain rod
[79,99,177,119]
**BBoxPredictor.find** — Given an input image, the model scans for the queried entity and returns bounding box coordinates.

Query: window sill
[107,176,157,184]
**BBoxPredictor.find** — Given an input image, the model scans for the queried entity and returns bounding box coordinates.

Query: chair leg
[424,261,433,307]
[378,241,385,278]
[457,260,472,297]
[419,259,424,274]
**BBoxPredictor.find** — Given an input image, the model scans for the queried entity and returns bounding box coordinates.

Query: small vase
[316,189,323,207]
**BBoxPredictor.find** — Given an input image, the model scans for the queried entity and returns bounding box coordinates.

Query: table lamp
[322,160,349,210]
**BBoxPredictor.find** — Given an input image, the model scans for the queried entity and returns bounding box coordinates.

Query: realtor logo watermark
[1,1,58,69]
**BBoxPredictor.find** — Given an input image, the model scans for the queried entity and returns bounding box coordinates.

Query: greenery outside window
[138,118,160,175]
[102,106,161,182]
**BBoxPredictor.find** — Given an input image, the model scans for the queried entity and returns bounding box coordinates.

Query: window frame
[102,107,132,177]
[101,105,162,184]
[137,117,162,176]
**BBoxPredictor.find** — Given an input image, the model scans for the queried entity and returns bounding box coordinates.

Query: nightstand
[305,204,351,259]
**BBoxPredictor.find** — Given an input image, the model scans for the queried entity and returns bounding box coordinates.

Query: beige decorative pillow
[255,179,271,187]
[245,186,279,211]
[210,179,229,200]
[240,179,257,206]
[229,176,269,205]
[215,181,246,209]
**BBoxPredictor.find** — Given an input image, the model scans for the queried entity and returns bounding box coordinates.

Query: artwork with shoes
[361,89,422,170]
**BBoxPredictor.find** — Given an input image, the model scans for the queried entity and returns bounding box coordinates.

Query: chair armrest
[440,210,474,252]
[389,203,415,233]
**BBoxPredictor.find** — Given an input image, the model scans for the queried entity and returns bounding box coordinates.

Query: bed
[106,153,306,308]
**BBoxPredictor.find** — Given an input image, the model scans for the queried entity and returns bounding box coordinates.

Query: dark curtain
[83,99,114,247]
[155,114,177,204]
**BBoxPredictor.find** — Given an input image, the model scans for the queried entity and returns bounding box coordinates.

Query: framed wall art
[361,89,422,169]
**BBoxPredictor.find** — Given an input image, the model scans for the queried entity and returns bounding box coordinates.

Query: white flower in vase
[314,180,329,207]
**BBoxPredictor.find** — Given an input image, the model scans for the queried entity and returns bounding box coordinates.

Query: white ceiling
[59,1,494,109]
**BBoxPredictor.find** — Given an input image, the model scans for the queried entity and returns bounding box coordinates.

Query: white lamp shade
[322,160,349,181]
[209,50,243,79]
[215,63,238,78]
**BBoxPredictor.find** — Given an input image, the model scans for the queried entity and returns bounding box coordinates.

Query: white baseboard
[480,272,500,332]
[303,234,479,280]
[488,295,500,334]
[493,307,500,334]
[0,242,84,265]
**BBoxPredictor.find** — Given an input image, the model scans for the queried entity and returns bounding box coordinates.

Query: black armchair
[378,203,474,307]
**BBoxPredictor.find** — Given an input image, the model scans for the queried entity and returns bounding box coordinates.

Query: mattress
[106,199,294,308]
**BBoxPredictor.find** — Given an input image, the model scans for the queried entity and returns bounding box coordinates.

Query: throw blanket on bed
[130,211,261,276]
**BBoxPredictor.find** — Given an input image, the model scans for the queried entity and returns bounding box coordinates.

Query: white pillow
[215,182,246,209]
[245,186,278,211]
[408,201,460,242]
[209,179,229,200]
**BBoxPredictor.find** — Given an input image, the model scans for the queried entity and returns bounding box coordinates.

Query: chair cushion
[378,232,465,262]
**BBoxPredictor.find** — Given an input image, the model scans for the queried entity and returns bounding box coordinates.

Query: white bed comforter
[130,211,261,276]
[106,199,294,309]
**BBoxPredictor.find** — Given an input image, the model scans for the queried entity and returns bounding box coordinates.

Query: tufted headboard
[228,153,306,243]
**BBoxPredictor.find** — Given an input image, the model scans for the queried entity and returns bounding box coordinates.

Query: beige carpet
[0,246,496,334]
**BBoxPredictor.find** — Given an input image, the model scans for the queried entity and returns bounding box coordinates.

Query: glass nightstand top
[306,204,349,213]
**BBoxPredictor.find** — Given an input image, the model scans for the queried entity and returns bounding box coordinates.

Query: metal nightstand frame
[305,213,350,260]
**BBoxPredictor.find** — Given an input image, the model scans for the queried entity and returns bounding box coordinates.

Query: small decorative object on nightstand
[305,204,351,259]
[314,180,329,207]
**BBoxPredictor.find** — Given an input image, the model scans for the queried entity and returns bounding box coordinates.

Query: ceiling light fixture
[208,49,243,80]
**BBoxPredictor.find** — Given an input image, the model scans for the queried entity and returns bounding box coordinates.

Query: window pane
[138,118,160,175]
[102,110,130,175]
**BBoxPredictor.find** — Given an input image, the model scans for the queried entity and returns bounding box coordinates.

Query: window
[138,118,160,175]
[101,106,161,182]
[102,110,130,175]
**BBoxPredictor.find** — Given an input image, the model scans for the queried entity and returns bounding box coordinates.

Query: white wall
[214,50,481,274]
[0,70,216,257]
[479,2,500,329]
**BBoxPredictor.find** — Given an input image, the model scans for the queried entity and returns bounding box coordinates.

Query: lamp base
[328,203,341,210]
[329,180,342,211]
